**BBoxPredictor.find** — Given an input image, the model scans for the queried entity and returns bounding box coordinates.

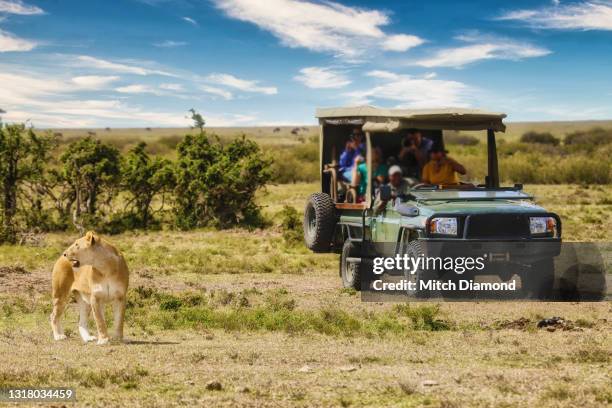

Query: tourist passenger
[374,165,411,213]
[338,128,365,182]
[353,147,388,201]
[421,147,466,185]
[398,129,432,179]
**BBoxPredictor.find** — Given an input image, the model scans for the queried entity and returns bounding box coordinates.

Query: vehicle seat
[324,160,358,203]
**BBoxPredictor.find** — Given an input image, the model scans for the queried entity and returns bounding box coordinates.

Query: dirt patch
[0,266,29,277]
[0,266,48,294]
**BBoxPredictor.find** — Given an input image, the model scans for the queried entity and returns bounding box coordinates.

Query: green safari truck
[303,106,561,298]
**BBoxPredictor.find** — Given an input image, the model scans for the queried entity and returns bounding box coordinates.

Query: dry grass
[0,182,610,407]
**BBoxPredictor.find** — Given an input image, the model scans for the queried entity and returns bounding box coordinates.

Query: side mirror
[379,185,392,202]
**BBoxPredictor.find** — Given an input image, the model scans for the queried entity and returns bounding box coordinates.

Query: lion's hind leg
[50,259,73,341]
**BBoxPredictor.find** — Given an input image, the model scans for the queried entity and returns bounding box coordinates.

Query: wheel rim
[306,206,317,239]
[344,257,355,282]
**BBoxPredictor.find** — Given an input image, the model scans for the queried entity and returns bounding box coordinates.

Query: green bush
[61,136,121,217]
[0,124,57,242]
[121,142,174,229]
[174,132,272,229]
[279,205,303,244]
[565,127,612,148]
[520,131,560,146]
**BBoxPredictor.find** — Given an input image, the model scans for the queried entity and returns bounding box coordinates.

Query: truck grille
[465,214,530,239]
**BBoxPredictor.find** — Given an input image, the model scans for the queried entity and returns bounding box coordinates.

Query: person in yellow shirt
[421,147,466,185]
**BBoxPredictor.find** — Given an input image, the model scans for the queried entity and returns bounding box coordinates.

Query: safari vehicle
[303,106,562,298]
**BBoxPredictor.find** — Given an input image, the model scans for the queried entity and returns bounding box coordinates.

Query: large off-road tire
[340,240,362,290]
[303,193,336,252]
[521,258,555,299]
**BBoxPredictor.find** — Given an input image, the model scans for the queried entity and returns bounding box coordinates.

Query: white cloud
[200,85,233,100]
[182,16,197,25]
[366,70,400,80]
[115,84,161,95]
[0,29,36,52]
[381,34,425,52]
[71,75,119,89]
[0,71,67,105]
[206,73,277,95]
[345,70,470,108]
[498,1,612,30]
[0,0,43,15]
[294,67,351,89]
[0,67,265,127]
[153,40,187,47]
[0,70,191,127]
[415,34,550,68]
[75,55,176,77]
[213,0,424,58]
[159,83,184,91]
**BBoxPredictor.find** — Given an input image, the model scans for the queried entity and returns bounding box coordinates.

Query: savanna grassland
[0,122,611,407]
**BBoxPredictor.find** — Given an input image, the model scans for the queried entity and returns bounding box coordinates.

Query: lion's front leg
[77,295,96,342]
[90,292,109,345]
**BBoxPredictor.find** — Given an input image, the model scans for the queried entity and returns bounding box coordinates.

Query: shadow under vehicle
[303,106,563,299]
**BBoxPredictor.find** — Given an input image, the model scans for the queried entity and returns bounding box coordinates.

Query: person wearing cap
[421,147,466,185]
[338,128,365,182]
[374,165,410,213]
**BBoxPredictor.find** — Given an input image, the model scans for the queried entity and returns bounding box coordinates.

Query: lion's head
[63,231,99,268]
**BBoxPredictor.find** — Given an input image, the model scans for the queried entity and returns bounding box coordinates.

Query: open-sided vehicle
[303,106,562,298]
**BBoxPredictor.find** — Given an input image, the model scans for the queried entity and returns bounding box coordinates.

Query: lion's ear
[85,231,98,245]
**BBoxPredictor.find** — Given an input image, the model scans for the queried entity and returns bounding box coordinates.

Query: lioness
[50,231,129,345]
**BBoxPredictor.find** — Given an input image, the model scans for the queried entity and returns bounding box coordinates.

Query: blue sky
[0,0,611,127]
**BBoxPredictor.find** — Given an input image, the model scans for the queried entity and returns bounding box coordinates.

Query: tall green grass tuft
[393,304,451,331]
[125,288,452,336]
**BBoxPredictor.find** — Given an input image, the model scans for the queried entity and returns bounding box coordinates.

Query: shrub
[121,142,174,229]
[279,205,303,244]
[565,127,612,147]
[174,132,272,229]
[520,131,560,146]
[60,136,121,218]
[0,124,57,242]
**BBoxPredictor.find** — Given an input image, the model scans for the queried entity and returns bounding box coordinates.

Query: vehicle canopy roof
[316,105,507,132]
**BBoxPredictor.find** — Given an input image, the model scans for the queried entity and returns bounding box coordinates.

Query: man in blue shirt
[339,128,365,182]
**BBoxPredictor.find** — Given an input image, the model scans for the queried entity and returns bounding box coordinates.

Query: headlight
[429,217,458,236]
[529,216,557,237]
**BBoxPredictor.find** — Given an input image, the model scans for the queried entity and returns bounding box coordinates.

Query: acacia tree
[121,142,174,228]
[189,108,205,132]
[60,136,120,229]
[0,124,56,242]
